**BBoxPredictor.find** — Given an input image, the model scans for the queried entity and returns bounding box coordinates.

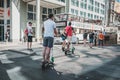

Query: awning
[23,0,66,8]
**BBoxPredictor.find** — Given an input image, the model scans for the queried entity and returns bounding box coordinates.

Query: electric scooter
[63,40,75,55]
[42,48,54,70]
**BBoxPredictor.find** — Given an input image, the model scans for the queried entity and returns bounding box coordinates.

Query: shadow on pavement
[75,55,120,80]
[0,61,11,80]
[0,50,74,80]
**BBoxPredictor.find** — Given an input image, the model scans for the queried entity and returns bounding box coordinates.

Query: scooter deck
[41,62,54,71]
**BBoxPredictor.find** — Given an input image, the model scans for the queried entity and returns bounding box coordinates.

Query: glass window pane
[61,0,65,2]
[42,15,47,21]
[7,0,10,7]
[28,4,33,12]
[34,6,36,12]
[34,13,36,20]
[43,8,47,14]
[0,0,4,7]
[28,13,33,20]
[0,20,4,24]
[48,9,52,14]
[7,20,10,24]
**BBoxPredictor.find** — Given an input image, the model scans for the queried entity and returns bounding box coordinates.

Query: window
[28,13,33,20]
[7,0,10,7]
[0,0,4,7]
[27,4,36,20]
[75,10,78,15]
[88,13,90,18]
[94,15,96,19]
[61,0,65,2]
[88,5,94,11]
[0,20,4,24]
[71,9,74,14]
[71,0,79,7]
[28,4,33,12]
[84,12,86,17]
[42,8,47,14]
[80,2,87,9]
[81,0,87,2]
[48,8,52,14]
[80,11,83,17]
[89,0,94,5]
[7,20,10,24]
[91,14,93,19]
[57,0,65,3]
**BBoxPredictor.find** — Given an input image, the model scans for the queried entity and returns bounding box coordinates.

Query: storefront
[0,0,10,41]
[0,0,66,42]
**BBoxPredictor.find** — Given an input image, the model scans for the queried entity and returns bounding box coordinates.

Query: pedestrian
[89,31,94,48]
[83,30,88,47]
[98,31,104,48]
[65,22,75,51]
[24,28,28,42]
[26,22,33,50]
[42,14,57,64]
[5,31,9,42]
[94,30,97,46]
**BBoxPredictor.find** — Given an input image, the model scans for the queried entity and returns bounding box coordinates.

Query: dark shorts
[89,38,94,43]
[43,37,54,48]
[28,36,32,42]
[84,37,87,40]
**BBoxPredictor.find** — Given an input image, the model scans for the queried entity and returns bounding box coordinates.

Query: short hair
[48,14,54,18]
[29,22,32,24]
[68,22,71,26]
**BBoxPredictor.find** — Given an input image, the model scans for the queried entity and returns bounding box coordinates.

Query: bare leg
[30,42,32,49]
[46,47,51,62]
[27,42,29,49]
[42,47,47,62]
[84,39,87,46]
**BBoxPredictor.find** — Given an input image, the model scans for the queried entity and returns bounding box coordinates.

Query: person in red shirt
[65,22,75,50]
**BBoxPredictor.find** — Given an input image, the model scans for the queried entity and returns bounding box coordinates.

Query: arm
[54,28,57,36]
[42,27,44,33]
[72,27,76,35]
[42,23,44,33]
[54,22,57,36]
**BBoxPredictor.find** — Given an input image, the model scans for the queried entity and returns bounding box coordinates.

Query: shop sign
[71,21,103,30]
[56,22,66,27]
[105,27,118,32]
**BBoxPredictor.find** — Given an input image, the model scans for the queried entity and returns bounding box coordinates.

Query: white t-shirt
[27,26,33,36]
[43,19,56,38]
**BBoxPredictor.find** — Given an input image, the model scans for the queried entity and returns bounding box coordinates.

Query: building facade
[0,0,66,42]
[0,0,106,42]
[0,0,10,41]
[66,0,105,20]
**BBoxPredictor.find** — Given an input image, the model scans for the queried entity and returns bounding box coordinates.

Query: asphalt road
[0,45,120,80]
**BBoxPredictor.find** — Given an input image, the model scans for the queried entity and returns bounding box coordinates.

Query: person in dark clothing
[83,30,88,47]
[94,31,97,46]
[89,31,94,48]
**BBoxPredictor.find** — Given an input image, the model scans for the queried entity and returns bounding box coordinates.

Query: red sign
[0,8,4,17]
[8,8,10,17]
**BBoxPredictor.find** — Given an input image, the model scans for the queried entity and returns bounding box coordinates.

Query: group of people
[24,13,105,65]
[83,30,105,48]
